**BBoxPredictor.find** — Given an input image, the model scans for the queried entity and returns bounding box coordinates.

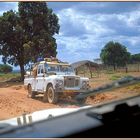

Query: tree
[0,2,60,80]
[129,53,140,64]
[100,41,131,71]
[18,2,59,62]
[0,64,13,73]
[0,10,24,77]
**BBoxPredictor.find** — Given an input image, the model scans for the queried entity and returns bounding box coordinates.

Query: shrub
[0,64,13,73]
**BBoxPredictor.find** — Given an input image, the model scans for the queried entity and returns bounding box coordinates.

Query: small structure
[71,60,99,78]
[93,58,103,65]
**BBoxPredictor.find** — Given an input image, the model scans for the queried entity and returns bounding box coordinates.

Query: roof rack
[35,57,68,64]
[44,57,59,63]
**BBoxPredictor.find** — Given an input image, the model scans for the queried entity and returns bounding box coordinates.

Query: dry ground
[0,72,140,120]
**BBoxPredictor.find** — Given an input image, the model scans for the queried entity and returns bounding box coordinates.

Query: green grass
[105,70,115,74]
[110,75,121,81]
[109,73,131,81]
[0,72,20,81]
[126,83,140,90]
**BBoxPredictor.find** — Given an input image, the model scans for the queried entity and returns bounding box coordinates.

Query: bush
[0,64,13,73]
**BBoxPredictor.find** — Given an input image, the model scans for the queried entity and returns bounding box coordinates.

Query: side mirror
[43,73,45,77]
[43,71,47,77]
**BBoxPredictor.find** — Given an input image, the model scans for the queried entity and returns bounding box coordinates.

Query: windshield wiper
[75,76,140,101]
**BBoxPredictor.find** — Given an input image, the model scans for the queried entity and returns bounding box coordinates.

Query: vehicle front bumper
[55,87,90,94]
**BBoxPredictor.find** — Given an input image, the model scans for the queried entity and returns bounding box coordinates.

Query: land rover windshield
[45,63,75,74]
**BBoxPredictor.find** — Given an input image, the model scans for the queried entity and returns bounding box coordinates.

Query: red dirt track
[0,72,140,120]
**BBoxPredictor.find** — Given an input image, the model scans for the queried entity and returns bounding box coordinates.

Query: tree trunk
[19,63,25,81]
[113,64,116,71]
[125,63,128,73]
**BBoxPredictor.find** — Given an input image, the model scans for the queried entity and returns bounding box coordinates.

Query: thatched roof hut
[71,60,99,78]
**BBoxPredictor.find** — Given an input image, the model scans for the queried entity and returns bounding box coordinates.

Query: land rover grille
[64,77,79,87]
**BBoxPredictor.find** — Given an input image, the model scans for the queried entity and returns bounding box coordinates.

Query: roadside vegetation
[0,64,12,73]
[0,72,20,81]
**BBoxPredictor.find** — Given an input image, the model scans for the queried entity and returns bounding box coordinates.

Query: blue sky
[0,2,140,69]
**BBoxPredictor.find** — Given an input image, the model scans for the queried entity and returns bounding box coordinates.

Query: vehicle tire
[43,90,48,103]
[27,85,35,98]
[45,85,58,104]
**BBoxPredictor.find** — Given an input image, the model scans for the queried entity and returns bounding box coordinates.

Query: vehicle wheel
[43,90,48,103]
[27,85,35,98]
[46,85,58,104]
[76,97,87,105]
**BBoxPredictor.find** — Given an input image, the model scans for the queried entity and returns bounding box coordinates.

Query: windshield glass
[59,65,74,73]
[46,64,75,73]
[47,64,59,73]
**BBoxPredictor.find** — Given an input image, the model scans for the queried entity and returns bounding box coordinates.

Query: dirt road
[0,72,140,120]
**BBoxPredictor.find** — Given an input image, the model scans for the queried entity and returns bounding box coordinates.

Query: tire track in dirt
[0,72,140,120]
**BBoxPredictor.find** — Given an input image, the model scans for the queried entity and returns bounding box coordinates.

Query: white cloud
[57,8,116,37]
[0,2,140,64]
[55,5,140,63]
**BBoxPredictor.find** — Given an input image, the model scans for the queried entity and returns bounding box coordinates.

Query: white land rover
[24,58,90,104]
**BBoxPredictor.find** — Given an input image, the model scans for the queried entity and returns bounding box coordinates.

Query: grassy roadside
[0,73,21,81]
[109,73,131,81]
[0,71,139,84]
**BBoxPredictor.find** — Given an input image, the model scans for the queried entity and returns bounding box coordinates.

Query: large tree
[0,2,59,80]
[100,41,131,70]
[0,10,24,78]
[19,2,59,62]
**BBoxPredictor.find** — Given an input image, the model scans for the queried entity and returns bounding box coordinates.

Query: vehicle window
[37,65,44,74]
[41,68,43,73]
[46,64,59,72]
[38,66,41,74]
[59,65,74,73]
[40,65,44,73]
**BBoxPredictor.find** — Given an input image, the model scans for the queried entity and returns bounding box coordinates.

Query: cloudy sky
[0,2,140,68]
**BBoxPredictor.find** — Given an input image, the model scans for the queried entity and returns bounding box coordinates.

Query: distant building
[93,58,103,65]
[71,60,99,78]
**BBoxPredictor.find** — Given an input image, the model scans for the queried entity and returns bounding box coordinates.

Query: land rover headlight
[82,81,89,89]
[56,79,63,87]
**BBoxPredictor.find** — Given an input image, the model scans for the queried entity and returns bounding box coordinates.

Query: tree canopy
[0,2,60,80]
[100,41,131,70]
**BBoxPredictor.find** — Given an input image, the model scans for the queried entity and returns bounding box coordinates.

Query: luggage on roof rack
[44,57,59,62]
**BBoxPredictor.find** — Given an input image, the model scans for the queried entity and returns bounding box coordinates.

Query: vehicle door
[36,64,45,92]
